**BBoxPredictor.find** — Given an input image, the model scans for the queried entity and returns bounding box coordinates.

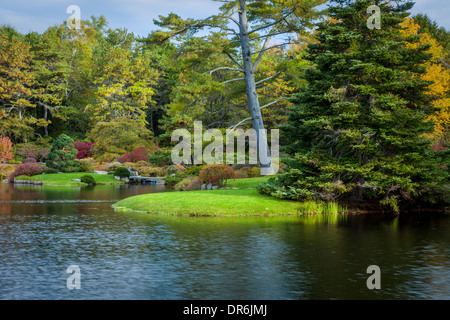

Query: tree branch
[224,52,244,69]
[229,117,253,130]
[221,77,246,85]
[255,71,282,86]
[228,16,241,28]
[439,59,450,70]
[260,97,289,110]
[252,41,295,56]
[252,34,272,73]
[248,7,298,35]
[229,31,288,45]
[206,67,244,75]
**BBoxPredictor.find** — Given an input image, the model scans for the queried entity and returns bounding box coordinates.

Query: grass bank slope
[113,176,301,216]
[32,173,125,186]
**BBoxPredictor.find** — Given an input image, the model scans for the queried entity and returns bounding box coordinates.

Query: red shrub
[23,157,37,163]
[198,164,237,186]
[120,147,149,163]
[131,147,148,162]
[74,141,94,159]
[119,153,133,163]
[9,162,44,182]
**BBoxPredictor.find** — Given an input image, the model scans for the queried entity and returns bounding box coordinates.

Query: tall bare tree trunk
[44,107,49,137]
[238,0,274,175]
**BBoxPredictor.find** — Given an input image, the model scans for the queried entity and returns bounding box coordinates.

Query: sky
[0,0,449,37]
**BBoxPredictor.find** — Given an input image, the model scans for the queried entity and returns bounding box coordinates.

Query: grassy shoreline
[113,177,347,217]
[19,172,126,186]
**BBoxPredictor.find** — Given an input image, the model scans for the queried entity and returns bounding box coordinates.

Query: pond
[0,183,449,300]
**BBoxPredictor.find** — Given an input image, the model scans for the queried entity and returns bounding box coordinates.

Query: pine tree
[259,0,449,212]
[46,134,80,172]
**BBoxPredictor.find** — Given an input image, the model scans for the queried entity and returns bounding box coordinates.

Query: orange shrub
[0,136,13,163]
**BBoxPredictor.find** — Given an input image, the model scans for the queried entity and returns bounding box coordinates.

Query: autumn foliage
[74,141,94,159]
[0,136,13,163]
[119,147,149,163]
[198,164,237,186]
[8,162,45,182]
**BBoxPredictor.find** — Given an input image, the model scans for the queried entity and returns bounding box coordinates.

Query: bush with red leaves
[74,141,94,159]
[198,164,237,186]
[119,147,148,163]
[9,162,44,182]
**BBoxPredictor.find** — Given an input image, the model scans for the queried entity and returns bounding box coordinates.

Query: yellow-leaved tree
[401,18,450,145]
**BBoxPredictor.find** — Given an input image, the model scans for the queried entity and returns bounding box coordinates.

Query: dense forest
[1,0,449,212]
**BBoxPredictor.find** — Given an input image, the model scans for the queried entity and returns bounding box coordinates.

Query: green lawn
[32,172,125,186]
[113,175,302,217]
[224,176,272,189]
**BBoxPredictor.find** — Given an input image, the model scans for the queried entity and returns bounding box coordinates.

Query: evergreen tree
[46,134,80,172]
[259,0,449,212]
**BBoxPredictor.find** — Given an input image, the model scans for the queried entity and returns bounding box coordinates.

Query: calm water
[0,183,449,300]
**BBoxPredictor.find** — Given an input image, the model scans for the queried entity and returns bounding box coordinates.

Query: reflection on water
[0,183,449,300]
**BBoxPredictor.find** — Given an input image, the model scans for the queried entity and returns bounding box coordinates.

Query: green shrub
[107,162,124,174]
[75,158,96,173]
[137,166,165,177]
[80,174,96,185]
[164,174,185,187]
[114,167,130,178]
[166,164,182,176]
[148,148,172,166]
[184,165,205,176]
[46,134,80,172]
